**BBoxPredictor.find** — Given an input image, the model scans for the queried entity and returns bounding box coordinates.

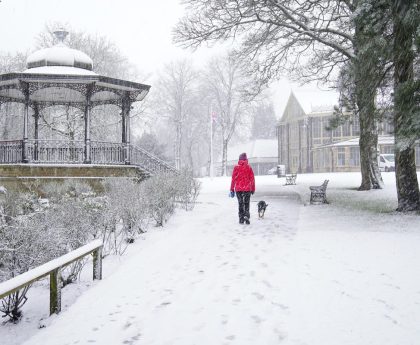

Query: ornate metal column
[84,85,93,164]
[121,92,131,165]
[21,82,30,163]
[33,103,39,161]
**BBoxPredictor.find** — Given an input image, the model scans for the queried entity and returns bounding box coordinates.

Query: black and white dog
[257,201,268,218]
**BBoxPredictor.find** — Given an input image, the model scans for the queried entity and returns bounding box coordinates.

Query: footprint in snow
[252,292,264,300]
[262,280,273,288]
[384,314,398,325]
[123,321,132,329]
[271,302,289,310]
[251,315,264,323]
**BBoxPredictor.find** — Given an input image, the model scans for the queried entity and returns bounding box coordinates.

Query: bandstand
[0,30,175,180]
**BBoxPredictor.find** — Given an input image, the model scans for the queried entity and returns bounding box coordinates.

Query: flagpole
[210,105,214,180]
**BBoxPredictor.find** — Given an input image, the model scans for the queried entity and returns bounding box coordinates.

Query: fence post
[93,246,103,280]
[50,269,61,315]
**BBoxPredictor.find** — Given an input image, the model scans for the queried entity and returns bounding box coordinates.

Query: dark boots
[236,191,251,224]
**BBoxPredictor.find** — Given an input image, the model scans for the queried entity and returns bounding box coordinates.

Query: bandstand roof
[0,30,150,110]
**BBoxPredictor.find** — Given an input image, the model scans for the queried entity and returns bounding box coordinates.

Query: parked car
[379,154,395,172]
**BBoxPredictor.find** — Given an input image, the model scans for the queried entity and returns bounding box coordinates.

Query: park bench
[285,173,297,185]
[310,179,329,204]
[0,239,103,316]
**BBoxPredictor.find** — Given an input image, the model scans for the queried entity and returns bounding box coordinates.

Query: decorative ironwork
[90,99,123,109]
[26,82,90,96]
[127,90,142,102]
[0,140,177,175]
[0,140,23,164]
[0,96,25,106]
[92,84,124,99]
[91,141,124,165]
[31,101,86,112]
[130,145,177,174]
[0,84,22,93]
[27,139,84,164]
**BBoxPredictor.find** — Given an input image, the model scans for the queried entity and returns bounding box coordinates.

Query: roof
[0,30,150,108]
[26,30,93,72]
[0,72,150,107]
[313,135,395,150]
[227,139,277,162]
[26,44,94,71]
[278,92,335,125]
[23,66,97,76]
[279,92,306,123]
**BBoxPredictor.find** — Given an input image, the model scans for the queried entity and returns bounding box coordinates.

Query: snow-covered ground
[1,172,420,345]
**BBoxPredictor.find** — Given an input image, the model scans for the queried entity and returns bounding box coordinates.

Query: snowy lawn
[1,172,420,345]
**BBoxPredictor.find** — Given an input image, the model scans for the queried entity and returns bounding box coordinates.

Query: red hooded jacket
[230,159,255,192]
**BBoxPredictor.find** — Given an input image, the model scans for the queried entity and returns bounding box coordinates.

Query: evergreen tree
[251,102,277,139]
[391,0,420,211]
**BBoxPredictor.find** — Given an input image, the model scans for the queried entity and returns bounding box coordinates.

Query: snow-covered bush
[0,191,64,321]
[141,171,201,226]
[0,173,200,321]
[142,173,178,226]
[173,170,201,211]
[99,178,150,255]
[38,181,103,286]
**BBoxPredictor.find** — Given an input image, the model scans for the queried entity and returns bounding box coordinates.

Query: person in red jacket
[230,152,255,224]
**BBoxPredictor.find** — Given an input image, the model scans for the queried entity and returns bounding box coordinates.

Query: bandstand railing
[130,145,176,174]
[0,140,22,163]
[0,139,177,175]
[28,139,84,164]
[91,141,124,165]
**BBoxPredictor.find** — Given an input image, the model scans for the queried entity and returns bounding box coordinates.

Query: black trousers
[236,191,251,221]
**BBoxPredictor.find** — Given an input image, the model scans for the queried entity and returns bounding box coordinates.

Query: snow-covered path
[18,175,420,345]
[22,178,302,345]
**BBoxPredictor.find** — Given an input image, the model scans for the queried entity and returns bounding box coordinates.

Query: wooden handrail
[0,239,103,315]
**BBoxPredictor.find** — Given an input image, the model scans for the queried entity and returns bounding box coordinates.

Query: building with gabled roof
[276,93,420,173]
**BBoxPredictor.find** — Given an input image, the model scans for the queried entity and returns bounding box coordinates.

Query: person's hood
[238,159,248,166]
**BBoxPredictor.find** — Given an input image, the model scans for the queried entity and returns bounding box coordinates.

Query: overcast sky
[0,0,338,116]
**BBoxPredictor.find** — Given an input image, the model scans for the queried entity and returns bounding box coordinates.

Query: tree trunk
[174,121,182,170]
[392,0,420,211]
[357,99,383,190]
[222,138,228,176]
[354,12,384,191]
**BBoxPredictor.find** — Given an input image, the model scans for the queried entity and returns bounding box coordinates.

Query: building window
[312,118,321,138]
[381,145,394,154]
[333,126,342,138]
[337,147,346,166]
[351,117,360,136]
[350,147,360,166]
[342,122,351,137]
[380,120,394,135]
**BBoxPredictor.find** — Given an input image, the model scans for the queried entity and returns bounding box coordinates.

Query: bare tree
[203,53,255,176]
[154,59,198,169]
[0,52,28,140]
[174,0,385,189]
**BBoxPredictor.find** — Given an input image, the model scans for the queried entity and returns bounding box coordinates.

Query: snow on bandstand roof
[25,29,94,73]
